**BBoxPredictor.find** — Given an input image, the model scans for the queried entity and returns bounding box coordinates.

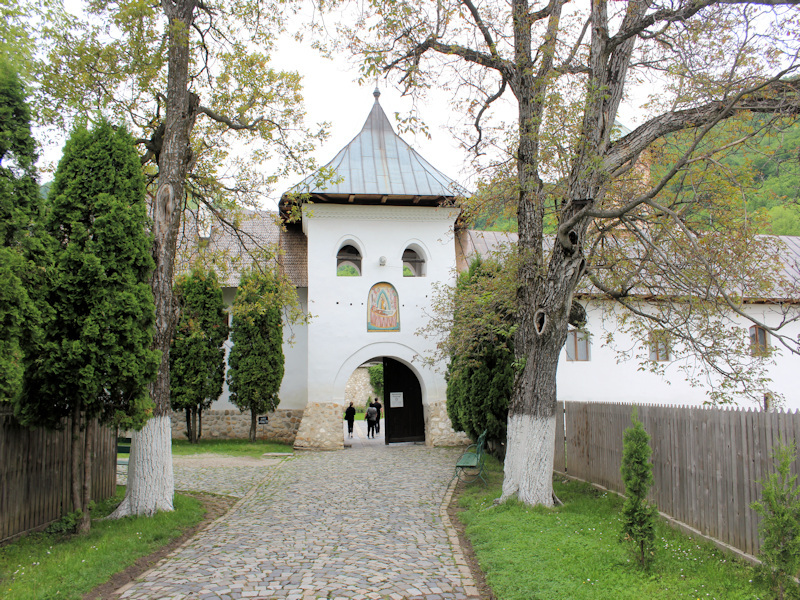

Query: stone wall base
[425,400,470,446]
[293,401,344,451]
[167,401,467,449]
[170,408,304,445]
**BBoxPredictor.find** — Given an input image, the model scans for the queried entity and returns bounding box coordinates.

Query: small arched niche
[402,245,426,277]
[337,244,362,276]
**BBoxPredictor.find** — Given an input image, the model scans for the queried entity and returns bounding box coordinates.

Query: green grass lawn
[0,487,205,600]
[459,458,770,600]
[170,438,293,458]
[115,438,293,461]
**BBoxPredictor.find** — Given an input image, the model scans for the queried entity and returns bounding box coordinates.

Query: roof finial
[373,86,381,101]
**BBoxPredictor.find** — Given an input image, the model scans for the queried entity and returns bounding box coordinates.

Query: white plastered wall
[302,203,459,412]
[558,299,800,409]
[211,286,309,411]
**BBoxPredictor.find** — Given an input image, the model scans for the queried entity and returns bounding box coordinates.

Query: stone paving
[117,421,480,600]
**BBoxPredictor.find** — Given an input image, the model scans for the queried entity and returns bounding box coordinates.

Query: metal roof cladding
[279,88,468,217]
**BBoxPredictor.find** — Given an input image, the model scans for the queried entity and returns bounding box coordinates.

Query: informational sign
[390,392,404,408]
[258,416,269,425]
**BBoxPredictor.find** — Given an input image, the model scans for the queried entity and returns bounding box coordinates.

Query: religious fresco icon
[367,282,400,332]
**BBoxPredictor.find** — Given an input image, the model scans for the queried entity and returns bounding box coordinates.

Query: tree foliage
[16,119,159,533]
[335,0,800,506]
[445,256,516,449]
[170,267,228,443]
[227,265,286,442]
[0,60,45,403]
[620,410,658,570]
[368,363,384,400]
[21,0,324,518]
[751,441,800,600]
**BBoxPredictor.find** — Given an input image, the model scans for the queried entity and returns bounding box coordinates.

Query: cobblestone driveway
[117,440,480,600]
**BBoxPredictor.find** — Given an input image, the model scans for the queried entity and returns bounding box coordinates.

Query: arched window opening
[402,248,426,277]
[337,244,361,276]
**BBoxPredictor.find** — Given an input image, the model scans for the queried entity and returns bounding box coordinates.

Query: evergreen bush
[620,409,658,569]
[170,267,228,443]
[445,256,515,448]
[227,266,284,442]
[751,440,800,600]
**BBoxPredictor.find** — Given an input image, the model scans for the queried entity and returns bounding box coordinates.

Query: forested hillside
[467,118,799,235]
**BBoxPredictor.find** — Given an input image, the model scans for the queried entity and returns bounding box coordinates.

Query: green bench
[453,430,488,485]
[117,436,131,465]
[117,436,131,454]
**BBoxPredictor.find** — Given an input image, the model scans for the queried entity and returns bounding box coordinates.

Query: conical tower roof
[279,89,467,218]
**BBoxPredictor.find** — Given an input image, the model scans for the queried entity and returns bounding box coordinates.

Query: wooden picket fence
[0,405,116,544]
[554,401,800,558]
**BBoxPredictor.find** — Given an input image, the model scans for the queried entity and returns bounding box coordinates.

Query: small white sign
[390,392,404,408]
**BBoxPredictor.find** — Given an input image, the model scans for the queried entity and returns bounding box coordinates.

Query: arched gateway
[284,89,468,450]
[176,90,477,449]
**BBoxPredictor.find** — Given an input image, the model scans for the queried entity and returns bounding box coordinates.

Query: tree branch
[604,76,800,174]
[198,105,265,131]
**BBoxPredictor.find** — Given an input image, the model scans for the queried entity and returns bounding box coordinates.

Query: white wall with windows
[558,300,800,410]
[303,203,460,408]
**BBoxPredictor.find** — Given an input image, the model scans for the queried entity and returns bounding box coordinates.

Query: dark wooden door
[383,357,425,444]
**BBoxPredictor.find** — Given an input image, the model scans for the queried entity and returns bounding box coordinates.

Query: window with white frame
[749,325,769,355]
[649,331,671,362]
[565,329,591,361]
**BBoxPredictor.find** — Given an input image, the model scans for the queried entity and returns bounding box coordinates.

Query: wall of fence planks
[0,405,116,544]
[555,401,800,558]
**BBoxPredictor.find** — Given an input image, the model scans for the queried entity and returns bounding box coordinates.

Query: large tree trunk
[111,416,174,517]
[110,0,198,518]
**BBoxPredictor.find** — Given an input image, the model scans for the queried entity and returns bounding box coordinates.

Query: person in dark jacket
[366,404,378,438]
[344,402,356,438]
[371,397,383,433]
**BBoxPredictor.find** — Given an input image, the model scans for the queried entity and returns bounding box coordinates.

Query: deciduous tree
[341,0,800,506]
[17,120,158,533]
[170,267,228,443]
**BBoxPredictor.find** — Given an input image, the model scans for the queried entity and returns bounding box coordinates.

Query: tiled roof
[455,229,518,271]
[279,224,308,288]
[177,210,306,287]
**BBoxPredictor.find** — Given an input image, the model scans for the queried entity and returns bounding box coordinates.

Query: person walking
[366,403,378,438]
[371,397,383,433]
[344,402,356,438]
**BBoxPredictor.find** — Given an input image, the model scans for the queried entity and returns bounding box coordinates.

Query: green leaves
[620,410,658,570]
[0,61,44,404]
[445,255,516,447]
[170,267,229,429]
[16,118,158,430]
[227,265,286,440]
[751,440,800,600]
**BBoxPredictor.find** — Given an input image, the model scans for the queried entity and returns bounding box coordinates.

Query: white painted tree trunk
[501,413,556,506]
[109,416,174,518]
